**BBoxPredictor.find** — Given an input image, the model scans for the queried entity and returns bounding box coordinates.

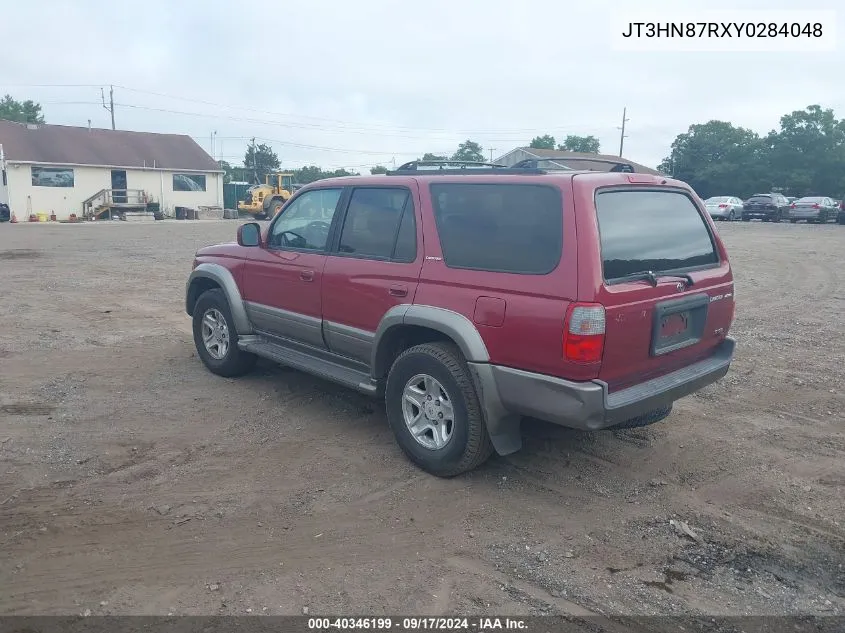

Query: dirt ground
[0,219,843,619]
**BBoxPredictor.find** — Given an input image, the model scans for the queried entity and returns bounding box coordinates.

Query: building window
[173,173,206,192]
[31,166,74,188]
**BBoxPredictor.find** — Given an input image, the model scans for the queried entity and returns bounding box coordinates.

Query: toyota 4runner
[185,161,736,477]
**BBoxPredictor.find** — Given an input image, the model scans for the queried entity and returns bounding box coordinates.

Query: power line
[18,82,614,138]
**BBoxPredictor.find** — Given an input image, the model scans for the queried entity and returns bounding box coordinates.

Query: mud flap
[467,362,522,456]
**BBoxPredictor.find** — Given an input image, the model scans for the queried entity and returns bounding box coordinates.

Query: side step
[238,336,378,396]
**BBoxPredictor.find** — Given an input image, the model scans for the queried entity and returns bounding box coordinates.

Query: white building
[0,120,223,221]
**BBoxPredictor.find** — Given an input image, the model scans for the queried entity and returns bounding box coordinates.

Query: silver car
[704,196,743,221]
[789,196,839,223]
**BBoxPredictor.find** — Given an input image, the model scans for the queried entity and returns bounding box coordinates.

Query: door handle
[389,285,408,297]
[300,270,315,282]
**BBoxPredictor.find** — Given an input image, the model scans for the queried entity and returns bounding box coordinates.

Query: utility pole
[489,148,497,162]
[618,106,629,157]
[101,86,115,129]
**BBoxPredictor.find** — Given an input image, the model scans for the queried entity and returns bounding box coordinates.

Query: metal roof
[0,120,220,171]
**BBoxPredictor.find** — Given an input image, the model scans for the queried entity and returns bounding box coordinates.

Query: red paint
[473,297,506,327]
[194,170,734,389]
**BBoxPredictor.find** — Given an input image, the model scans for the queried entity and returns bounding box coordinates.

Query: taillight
[791,203,796,208]
[812,203,820,209]
[718,204,727,208]
[563,303,605,363]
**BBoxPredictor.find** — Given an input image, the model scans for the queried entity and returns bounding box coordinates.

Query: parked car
[742,193,790,222]
[838,199,845,225]
[0,203,9,223]
[789,196,839,223]
[704,196,743,221]
[185,161,736,477]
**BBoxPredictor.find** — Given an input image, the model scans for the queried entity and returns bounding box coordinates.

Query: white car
[704,196,743,221]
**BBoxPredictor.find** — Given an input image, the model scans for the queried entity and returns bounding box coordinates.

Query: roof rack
[387,160,546,176]
[512,156,637,173]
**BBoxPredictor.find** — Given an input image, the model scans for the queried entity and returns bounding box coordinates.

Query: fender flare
[371,304,490,376]
[185,262,253,335]
[371,304,521,456]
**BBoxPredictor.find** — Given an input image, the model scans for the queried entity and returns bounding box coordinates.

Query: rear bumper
[742,208,777,218]
[790,209,822,219]
[473,338,735,432]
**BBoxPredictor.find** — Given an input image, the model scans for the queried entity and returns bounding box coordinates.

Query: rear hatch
[579,182,734,392]
[744,195,774,211]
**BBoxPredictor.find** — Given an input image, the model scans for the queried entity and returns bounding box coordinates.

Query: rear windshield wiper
[621,271,659,286]
[619,271,695,287]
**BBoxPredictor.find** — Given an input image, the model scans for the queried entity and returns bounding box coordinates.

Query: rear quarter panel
[412,175,597,381]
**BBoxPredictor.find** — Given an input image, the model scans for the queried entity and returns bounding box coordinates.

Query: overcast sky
[3,0,843,172]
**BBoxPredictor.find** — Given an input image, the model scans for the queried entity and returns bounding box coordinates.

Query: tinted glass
[269,188,342,250]
[747,195,772,202]
[595,190,719,281]
[430,183,562,274]
[339,188,410,259]
[393,204,417,262]
[797,197,823,203]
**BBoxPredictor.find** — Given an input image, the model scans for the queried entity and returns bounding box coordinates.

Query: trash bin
[175,206,186,220]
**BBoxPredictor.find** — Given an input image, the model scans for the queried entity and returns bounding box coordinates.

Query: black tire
[192,288,257,377]
[838,212,845,225]
[729,210,736,221]
[608,404,673,430]
[269,199,284,217]
[385,342,493,477]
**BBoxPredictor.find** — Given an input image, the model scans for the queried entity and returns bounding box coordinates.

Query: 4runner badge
[425,256,443,261]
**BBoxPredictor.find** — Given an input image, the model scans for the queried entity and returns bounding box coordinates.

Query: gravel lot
[1,220,843,620]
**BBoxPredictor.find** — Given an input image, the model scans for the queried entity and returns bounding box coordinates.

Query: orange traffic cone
[50,212,57,221]
[28,214,37,222]
[10,211,18,223]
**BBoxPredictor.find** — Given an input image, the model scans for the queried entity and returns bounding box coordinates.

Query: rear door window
[595,189,719,281]
[429,183,563,274]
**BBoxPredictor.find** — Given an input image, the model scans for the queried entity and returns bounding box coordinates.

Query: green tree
[529,134,556,150]
[0,94,45,124]
[419,153,448,162]
[243,141,280,183]
[293,166,358,185]
[557,135,600,153]
[658,121,770,198]
[370,165,389,174]
[766,105,845,197]
[451,140,485,163]
[217,160,233,184]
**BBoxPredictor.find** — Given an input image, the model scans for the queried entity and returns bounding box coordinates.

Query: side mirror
[237,222,261,247]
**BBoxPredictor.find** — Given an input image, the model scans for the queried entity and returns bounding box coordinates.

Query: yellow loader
[237,173,295,219]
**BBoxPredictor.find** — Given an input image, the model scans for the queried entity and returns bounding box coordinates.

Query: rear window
[747,195,772,202]
[430,183,562,274]
[595,189,719,281]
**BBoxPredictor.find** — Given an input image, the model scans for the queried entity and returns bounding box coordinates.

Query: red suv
[186,161,736,477]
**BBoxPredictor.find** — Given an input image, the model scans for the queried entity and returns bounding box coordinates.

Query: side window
[268,188,342,251]
[392,204,417,262]
[338,188,413,260]
[430,183,563,274]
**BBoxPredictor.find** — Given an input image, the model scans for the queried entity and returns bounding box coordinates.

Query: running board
[238,336,378,395]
